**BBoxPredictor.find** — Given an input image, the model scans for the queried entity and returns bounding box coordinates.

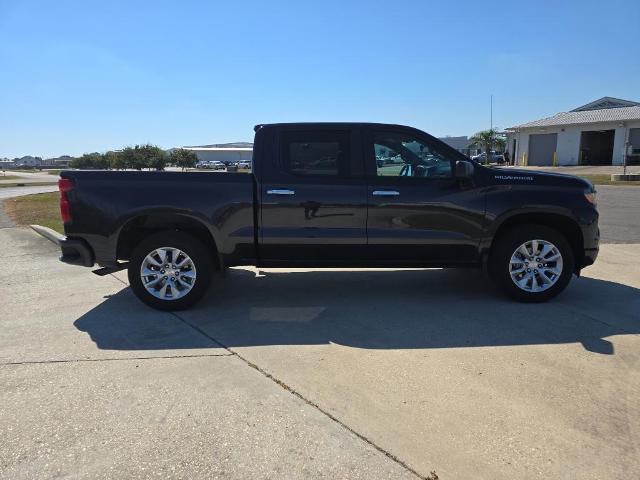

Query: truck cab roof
[254,122,423,132]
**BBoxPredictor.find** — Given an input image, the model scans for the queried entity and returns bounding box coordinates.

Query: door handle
[267,189,295,195]
[372,190,400,196]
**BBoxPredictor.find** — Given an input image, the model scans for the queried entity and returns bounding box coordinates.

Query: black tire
[489,225,574,302]
[128,231,213,311]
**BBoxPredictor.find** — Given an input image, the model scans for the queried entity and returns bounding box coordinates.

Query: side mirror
[455,160,475,178]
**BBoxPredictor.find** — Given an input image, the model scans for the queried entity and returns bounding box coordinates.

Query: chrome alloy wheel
[140,247,197,300]
[509,239,563,293]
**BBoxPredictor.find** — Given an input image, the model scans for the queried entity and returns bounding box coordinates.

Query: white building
[506,97,640,166]
[183,142,253,165]
[0,158,15,169]
[14,156,43,167]
[438,136,478,156]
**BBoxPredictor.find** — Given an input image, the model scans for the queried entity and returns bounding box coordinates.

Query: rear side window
[281,131,349,176]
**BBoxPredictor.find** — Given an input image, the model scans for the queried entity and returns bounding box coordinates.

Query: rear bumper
[30,225,95,267]
[60,237,94,267]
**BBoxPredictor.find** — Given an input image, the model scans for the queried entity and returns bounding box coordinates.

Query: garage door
[528,133,557,166]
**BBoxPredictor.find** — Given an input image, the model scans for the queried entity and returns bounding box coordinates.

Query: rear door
[365,127,485,265]
[259,127,367,265]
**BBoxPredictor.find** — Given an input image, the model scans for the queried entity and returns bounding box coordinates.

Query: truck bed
[61,170,256,266]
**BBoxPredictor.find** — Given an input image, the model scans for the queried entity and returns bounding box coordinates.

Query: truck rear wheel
[490,225,574,302]
[128,231,213,310]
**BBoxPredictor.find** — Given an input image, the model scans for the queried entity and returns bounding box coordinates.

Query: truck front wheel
[128,231,213,311]
[490,225,574,302]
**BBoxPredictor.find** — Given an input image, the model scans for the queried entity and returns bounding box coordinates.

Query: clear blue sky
[1,0,639,158]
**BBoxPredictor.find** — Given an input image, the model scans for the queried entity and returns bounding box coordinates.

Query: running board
[92,263,129,276]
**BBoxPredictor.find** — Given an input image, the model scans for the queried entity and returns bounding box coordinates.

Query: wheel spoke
[531,240,539,257]
[539,243,553,259]
[144,276,162,287]
[175,257,189,268]
[517,245,530,259]
[146,255,162,267]
[156,249,167,265]
[541,270,555,283]
[158,282,170,298]
[516,272,531,288]
[544,265,561,275]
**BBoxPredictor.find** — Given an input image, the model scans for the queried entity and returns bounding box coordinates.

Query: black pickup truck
[37,123,599,310]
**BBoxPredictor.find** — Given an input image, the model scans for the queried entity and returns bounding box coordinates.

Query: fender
[112,208,225,269]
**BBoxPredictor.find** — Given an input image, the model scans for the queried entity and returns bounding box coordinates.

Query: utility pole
[490,94,493,131]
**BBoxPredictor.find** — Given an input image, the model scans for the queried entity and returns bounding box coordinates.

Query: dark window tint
[630,128,640,155]
[282,131,349,176]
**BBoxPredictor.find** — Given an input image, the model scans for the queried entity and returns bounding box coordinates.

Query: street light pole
[490,94,493,131]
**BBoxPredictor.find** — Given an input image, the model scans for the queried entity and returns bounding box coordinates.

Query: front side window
[374,133,453,178]
[282,131,349,176]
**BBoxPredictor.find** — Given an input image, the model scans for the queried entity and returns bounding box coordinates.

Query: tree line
[69,145,198,171]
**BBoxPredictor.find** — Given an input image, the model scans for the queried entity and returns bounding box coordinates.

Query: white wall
[556,127,581,165]
[508,120,640,166]
[190,150,253,164]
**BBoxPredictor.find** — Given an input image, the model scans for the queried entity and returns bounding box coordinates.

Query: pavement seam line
[167,310,430,480]
[103,272,429,478]
[109,271,129,286]
[1,353,233,366]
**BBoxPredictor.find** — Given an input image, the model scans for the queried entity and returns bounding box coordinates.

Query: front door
[259,128,367,265]
[365,128,485,265]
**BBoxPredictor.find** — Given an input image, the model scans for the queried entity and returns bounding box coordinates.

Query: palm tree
[469,129,505,164]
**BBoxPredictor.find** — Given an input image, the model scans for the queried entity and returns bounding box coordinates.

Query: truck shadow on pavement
[74,268,640,356]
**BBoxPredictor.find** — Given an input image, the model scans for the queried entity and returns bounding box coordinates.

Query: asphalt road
[0,184,58,200]
[1,227,638,479]
[596,186,640,243]
[0,171,59,184]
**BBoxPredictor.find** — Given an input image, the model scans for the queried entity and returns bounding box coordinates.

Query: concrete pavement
[1,226,639,479]
[0,228,419,480]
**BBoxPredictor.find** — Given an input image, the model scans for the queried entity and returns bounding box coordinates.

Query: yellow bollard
[553,152,558,167]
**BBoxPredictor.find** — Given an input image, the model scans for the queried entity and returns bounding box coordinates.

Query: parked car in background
[208,161,226,170]
[196,161,226,170]
[238,160,251,169]
[472,151,505,164]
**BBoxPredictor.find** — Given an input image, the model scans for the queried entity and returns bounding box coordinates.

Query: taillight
[58,178,74,223]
